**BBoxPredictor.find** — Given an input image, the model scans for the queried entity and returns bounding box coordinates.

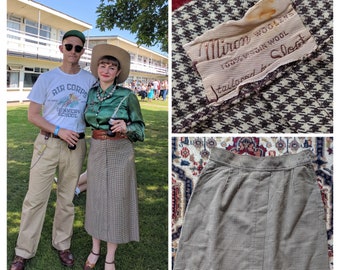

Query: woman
[83,44,145,270]
[147,83,154,101]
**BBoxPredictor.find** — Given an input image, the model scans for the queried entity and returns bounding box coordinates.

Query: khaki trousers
[15,133,86,259]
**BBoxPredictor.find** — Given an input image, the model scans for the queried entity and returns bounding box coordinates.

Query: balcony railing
[7,29,91,65]
[7,29,167,76]
[130,61,167,75]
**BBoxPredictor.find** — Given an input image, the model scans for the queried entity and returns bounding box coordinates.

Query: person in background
[161,80,168,101]
[9,30,97,270]
[153,79,160,99]
[147,83,154,101]
[83,44,145,270]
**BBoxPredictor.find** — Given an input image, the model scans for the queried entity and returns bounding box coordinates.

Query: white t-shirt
[28,68,97,132]
[153,80,159,90]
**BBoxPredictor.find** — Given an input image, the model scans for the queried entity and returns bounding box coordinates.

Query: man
[10,30,97,270]
[152,80,160,99]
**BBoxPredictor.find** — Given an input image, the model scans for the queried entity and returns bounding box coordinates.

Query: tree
[96,0,168,53]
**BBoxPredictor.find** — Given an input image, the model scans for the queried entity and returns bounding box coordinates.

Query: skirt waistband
[210,148,314,171]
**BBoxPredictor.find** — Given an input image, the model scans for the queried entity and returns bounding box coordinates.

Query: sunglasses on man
[64,44,84,53]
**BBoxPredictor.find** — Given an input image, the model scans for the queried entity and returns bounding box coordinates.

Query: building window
[40,24,51,42]
[23,67,49,88]
[7,71,20,88]
[7,15,21,40]
[7,65,22,88]
[24,19,51,45]
[154,60,161,67]
[138,55,143,64]
[25,19,38,43]
[59,30,65,42]
[24,73,39,87]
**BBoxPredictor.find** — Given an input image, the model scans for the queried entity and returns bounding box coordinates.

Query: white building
[7,0,168,103]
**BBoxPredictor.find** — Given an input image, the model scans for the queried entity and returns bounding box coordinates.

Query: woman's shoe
[83,250,100,270]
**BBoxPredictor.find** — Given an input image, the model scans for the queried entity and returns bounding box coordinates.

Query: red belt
[92,129,127,140]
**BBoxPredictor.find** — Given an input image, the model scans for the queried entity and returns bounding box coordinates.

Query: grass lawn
[7,98,168,269]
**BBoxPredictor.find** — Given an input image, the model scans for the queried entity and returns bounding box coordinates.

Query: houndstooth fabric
[171,137,333,270]
[85,138,139,243]
[172,0,333,133]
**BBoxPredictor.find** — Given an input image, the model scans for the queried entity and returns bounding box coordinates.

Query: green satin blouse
[85,84,145,142]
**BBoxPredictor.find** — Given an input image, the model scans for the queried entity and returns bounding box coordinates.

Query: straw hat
[90,44,131,83]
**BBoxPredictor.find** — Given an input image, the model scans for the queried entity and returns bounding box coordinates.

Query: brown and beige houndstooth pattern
[85,138,139,243]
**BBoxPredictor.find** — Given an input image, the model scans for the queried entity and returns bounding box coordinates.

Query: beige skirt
[174,148,329,270]
[85,138,139,243]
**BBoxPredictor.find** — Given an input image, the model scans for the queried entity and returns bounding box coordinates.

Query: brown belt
[92,129,127,140]
[40,130,85,139]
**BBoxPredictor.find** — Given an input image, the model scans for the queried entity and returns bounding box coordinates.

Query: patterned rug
[171,0,333,133]
[172,137,333,269]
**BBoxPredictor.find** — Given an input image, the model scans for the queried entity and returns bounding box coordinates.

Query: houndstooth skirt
[174,148,329,270]
[85,138,139,243]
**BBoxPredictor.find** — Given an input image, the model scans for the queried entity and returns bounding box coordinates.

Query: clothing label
[183,0,317,105]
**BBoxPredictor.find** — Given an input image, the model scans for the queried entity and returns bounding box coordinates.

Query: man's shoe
[10,256,26,270]
[57,249,74,267]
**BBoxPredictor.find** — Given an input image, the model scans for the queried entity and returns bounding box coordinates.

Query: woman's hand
[111,119,127,134]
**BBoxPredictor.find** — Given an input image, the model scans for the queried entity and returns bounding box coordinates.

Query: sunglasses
[64,44,83,53]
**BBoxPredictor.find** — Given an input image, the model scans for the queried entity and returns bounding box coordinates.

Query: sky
[34,0,166,55]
